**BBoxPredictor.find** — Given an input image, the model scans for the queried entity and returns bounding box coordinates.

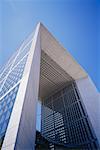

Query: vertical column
[76,77,100,147]
[2,23,41,150]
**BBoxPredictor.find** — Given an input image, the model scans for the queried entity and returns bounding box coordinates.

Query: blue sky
[0,0,99,91]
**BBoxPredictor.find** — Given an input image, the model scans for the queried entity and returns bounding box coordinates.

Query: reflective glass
[0,84,19,139]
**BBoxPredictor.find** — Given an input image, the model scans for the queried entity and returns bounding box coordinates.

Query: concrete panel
[2,23,41,150]
[15,24,41,150]
[15,23,41,150]
[40,23,87,80]
[76,77,100,146]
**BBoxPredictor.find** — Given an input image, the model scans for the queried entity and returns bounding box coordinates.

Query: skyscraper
[0,23,100,150]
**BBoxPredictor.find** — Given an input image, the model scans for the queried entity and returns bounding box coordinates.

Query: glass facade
[0,84,19,147]
[0,25,99,150]
[41,82,99,149]
[0,33,33,148]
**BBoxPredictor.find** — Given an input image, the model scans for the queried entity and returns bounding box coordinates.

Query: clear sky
[0,0,100,91]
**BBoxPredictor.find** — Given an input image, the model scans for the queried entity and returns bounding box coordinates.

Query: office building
[0,23,100,150]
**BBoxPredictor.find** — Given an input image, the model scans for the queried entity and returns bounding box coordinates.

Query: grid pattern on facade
[0,32,34,148]
[39,51,73,99]
[0,55,28,98]
[0,31,34,80]
[41,82,98,149]
[0,37,32,98]
[13,42,31,67]
[0,51,19,81]
[0,84,19,147]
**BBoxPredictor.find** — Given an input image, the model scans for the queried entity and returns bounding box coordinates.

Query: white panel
[40,23,87,80]
[2,23,41,150]
[76,77,100,145]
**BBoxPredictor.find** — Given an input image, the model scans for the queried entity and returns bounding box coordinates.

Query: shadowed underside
[0,23,99,150]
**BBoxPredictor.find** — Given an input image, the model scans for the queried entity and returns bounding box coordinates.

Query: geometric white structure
[0,23,99,150]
